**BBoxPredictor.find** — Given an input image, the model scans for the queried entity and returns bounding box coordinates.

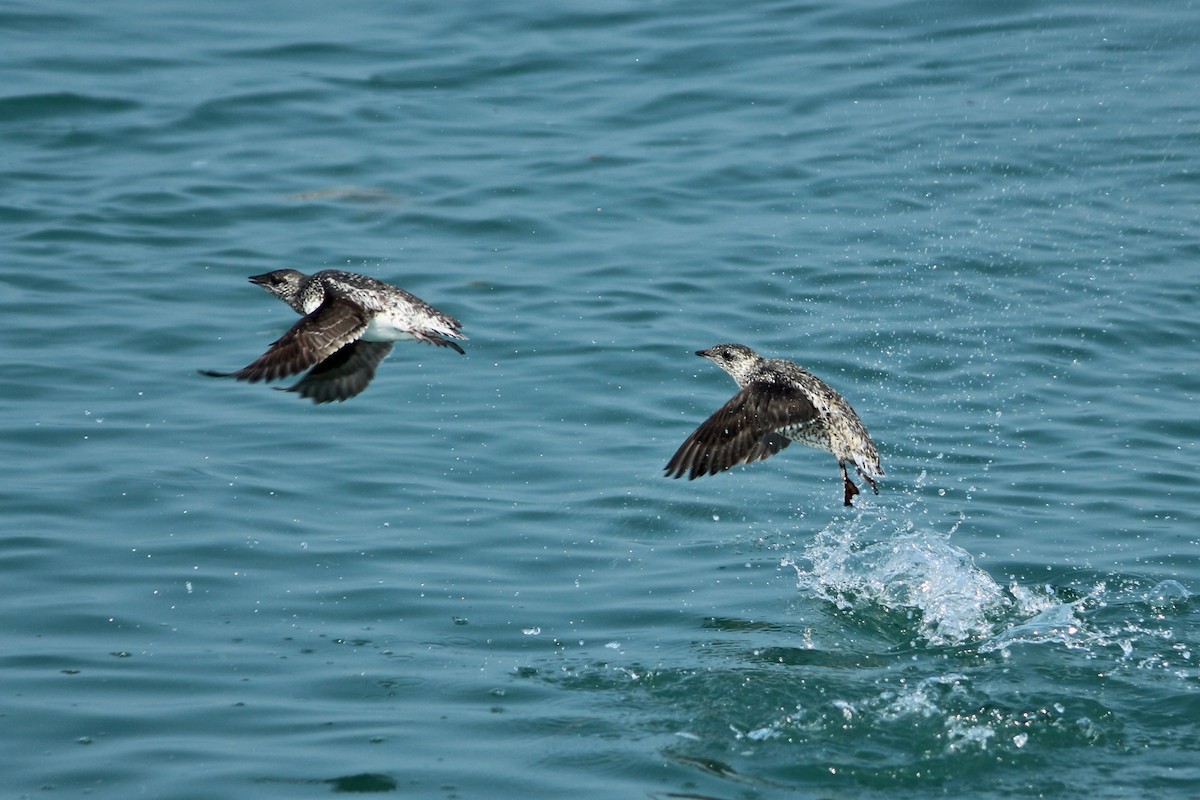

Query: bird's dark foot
[843,477,860,507]
[859,471,879,495]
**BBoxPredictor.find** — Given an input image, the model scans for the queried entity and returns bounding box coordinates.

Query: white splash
[785,516,1011,646]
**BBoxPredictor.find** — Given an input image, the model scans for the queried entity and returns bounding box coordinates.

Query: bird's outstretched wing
[281,340,394,404]
[665,381,820,479]
[205,298,370,384]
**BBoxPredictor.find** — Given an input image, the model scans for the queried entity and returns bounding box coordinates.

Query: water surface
[3,1,1198,797]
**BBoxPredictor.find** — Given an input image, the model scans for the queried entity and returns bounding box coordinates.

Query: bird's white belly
[362,317,418,342]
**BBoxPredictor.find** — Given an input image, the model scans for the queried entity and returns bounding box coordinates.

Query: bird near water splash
[202,269,465,403]
[664,343,883,506]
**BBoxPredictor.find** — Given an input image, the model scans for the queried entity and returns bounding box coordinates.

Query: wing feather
[281,340,394,403]
[230,298,369,383]
[665,382,819,479]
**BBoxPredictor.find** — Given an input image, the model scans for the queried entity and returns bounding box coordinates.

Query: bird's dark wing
[281,340,394,404]
[223,298,370,383]
[664,381,819,479]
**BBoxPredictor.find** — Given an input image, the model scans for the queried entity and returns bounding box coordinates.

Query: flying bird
[202,269,465,403]
[665,343,882,506]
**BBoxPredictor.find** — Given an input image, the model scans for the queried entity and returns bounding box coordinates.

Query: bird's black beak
[248,273,271,287]
[695,349,709,358]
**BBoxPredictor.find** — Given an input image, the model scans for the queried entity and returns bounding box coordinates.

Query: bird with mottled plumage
[665,343,883,506]
[202,269,465,403]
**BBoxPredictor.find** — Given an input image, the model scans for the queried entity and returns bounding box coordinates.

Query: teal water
[3,1,1198,797]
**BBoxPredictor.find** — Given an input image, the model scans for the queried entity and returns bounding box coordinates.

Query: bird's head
[248,269,306,303]
[696,343,762,385]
